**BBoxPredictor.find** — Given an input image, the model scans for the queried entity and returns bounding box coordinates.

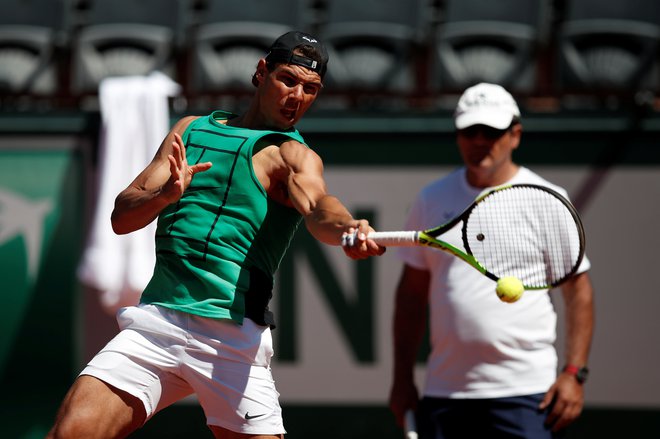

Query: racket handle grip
[368,231,419,246]
[404,409,418,439]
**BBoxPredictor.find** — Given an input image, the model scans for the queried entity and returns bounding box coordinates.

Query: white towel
[78,71,181,315]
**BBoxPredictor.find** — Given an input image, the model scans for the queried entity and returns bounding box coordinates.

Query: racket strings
[465,186,583,288]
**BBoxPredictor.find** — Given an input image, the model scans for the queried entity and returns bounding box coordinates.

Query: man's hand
[389,377,419,428]
[341,221,386,260]
[539,373,585,432]
[163,133,212,203]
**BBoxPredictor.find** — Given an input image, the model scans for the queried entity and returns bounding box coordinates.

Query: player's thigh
[208,425,282,439]
[185,317,285,435]
[48,375,145,439]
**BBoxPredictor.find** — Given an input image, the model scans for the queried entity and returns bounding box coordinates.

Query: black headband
[266,48,326,77]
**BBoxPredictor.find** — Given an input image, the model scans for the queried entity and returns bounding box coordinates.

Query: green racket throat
[418,231,490,278]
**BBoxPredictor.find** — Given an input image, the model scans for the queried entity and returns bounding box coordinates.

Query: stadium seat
[430,0,551,94]
[557,0,660,96]
[71,0,187,94]
[317,0,428,99]
[0,0,68,95]
[190,0,310,94]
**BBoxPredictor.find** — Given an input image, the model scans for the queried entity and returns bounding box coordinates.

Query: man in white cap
[389,83,595,438]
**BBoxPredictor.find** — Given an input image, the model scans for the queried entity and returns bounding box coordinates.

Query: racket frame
[371,183,586,290]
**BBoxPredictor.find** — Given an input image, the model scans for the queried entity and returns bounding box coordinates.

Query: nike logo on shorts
[245,412,266,420]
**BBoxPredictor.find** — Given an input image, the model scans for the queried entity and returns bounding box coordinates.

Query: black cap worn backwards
[265,31,329,78]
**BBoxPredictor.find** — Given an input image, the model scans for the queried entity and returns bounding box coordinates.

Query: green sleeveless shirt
[141,111,305,325]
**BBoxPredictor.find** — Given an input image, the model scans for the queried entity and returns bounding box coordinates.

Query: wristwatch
[563,364,589,384]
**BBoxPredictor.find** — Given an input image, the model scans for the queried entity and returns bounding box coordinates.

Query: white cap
[453,83,521,130]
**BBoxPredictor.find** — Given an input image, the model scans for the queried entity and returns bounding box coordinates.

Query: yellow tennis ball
[496,276,524,303]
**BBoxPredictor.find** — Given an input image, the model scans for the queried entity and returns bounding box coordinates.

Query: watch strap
[562,364,589,384]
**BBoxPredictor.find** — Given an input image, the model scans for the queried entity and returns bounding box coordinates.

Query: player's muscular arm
[275,140,356,245]
[253,139,383,257]
[111,116,212,235]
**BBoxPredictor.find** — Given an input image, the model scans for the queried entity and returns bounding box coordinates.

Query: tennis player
[47,31,384,439]
[389,83,595,439]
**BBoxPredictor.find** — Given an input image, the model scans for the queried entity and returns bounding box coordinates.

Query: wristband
[562,364,589,384]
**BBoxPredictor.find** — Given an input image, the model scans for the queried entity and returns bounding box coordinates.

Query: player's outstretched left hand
[164,133,212,203]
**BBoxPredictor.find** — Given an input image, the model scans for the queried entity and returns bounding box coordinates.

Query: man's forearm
[111,185,171,235]
[393,303,426,381]
[393,332,423,384]
[562,273,595,366]
[304,195,355,245]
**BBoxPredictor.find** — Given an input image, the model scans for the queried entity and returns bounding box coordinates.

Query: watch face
[564,365,589,383]
[576,367,589,383]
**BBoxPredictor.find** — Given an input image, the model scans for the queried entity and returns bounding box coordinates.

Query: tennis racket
[367,184,585,290]
[404,409,418,439]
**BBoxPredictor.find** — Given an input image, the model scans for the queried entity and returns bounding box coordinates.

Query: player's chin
[270,119,294,131]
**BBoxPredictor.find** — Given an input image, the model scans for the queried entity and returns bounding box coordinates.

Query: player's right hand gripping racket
[368,184,585,290]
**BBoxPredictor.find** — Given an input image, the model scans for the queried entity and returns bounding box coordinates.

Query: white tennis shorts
[81,304,285,435]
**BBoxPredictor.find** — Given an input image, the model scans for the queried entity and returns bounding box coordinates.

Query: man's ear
[510,124,523,150]
[255,59,268,82]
